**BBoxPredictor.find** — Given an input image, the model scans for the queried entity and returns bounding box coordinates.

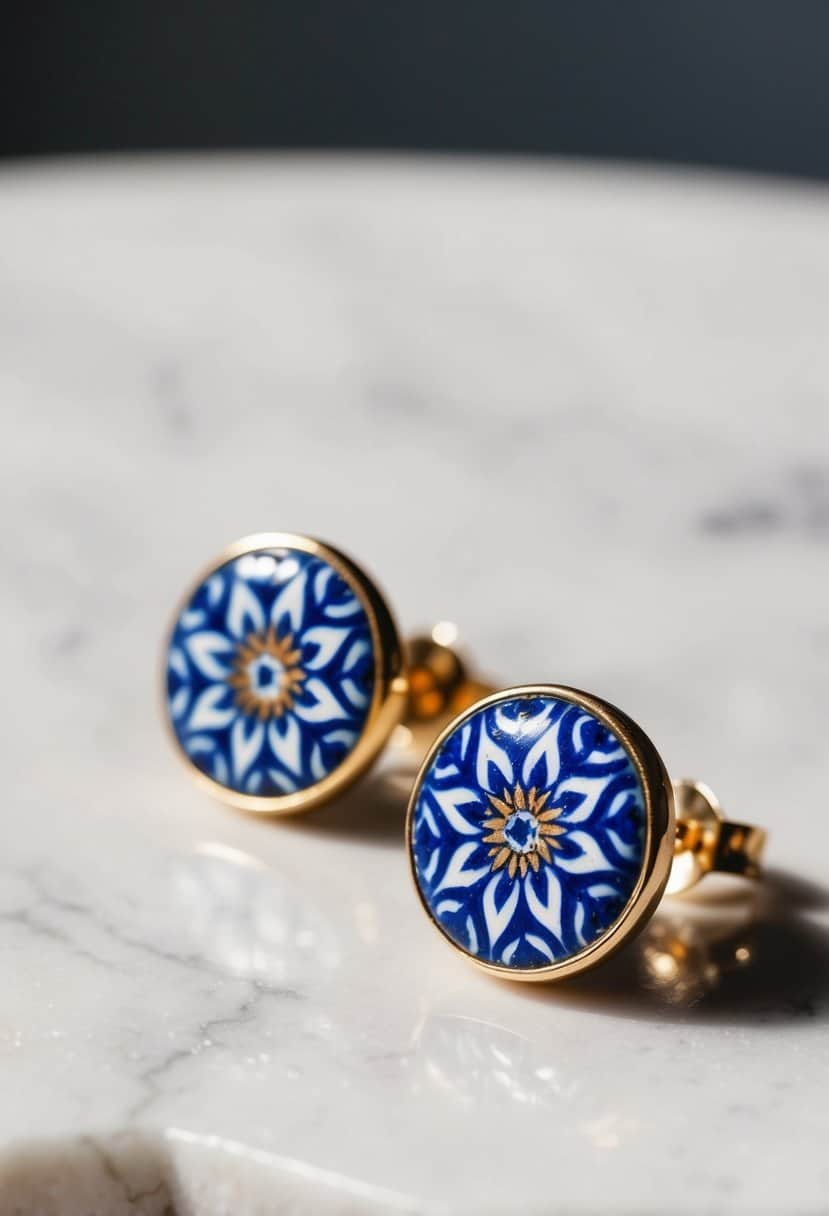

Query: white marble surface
[1,154,829,1215]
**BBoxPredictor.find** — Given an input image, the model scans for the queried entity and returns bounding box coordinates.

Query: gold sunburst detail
[226,626,306,721]
[483,783,566,879]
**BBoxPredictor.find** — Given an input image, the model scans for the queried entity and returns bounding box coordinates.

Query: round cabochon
[409,690,650,974]
[166,540,378,800]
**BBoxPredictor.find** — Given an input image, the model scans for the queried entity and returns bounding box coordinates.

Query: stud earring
[163,533,487,815]
[406,685,767,982]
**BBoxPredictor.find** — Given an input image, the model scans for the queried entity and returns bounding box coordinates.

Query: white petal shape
[574,712,594,753]
[436,842,491,893]
[586,742,625,764]
[459,723,472,761]
[423,847,440,883]
[270,568,307,632]
[466,915,479,954]
[314,565,334,601]
[587,882,620,899]
[213,752,229,786]
[607,827,640,861]
[573,711,626,763]
[421,802,440,837]
[181,608,206,630]
[432,786,481,836]
[267,715,302,775]
[206,573,224,605]
[606,789,635,819]
[294,678,348,724]
[501,937,521,966]
[267,768,298,793]
[522,715,563,789]
[323,728,358,749]
[310,743,326,780]
[482,873,520,948]
[476,720,513,790]
[436,899,463,916]
[554,773,614,824]
[227,579,265,639]
[574,901,588,947]
[185,734,216,755]
[170,687,190,721]
[526,933,556,962]
[524,868,563,937]
[324,594,361,619]
[188,684,236,732]
[556,830,614,874]
[434,760,459,779]
[303,625,350,670]
[495,702,552,738]
[168,646,188,680]
[246,770,264,794]
[237,553,279,582]
[274,556,299,583]
[230,716,264,782]
[341,678,369,709]
[185,631,235,680]
[343,638,370,672]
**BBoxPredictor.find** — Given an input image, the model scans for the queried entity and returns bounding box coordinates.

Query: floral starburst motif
[165,547,376,797]
[483,784,567,878]
[410,695,647,971]
[227,626,306,720]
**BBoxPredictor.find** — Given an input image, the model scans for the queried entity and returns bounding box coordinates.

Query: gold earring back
[669,778,767,895]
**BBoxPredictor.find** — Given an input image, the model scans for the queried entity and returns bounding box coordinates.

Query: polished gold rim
[405,684,675,982]
[162,532,408,816]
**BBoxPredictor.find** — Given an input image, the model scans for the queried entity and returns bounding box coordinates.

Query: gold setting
[163,532,408,816]
[406,684,676,983]
[407,685,768,984]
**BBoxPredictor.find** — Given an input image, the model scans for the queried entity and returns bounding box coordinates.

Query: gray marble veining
[0,154,828,1214]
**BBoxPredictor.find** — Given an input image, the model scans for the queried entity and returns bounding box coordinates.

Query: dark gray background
[3,2,829,178]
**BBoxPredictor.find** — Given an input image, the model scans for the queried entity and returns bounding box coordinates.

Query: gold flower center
[226,627,306,721]
[483,784,566,879]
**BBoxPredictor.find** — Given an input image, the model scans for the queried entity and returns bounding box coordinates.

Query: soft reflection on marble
[405,874,829,1136]
[541,870,829,1022]
[409,1010,647,1159]
[412,1012,579,1112]
[172,843,343,985]
[285,757,829,1021]
[638,910,755,1005]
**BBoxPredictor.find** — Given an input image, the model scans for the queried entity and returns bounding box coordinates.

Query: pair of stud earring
[164,533,767,984]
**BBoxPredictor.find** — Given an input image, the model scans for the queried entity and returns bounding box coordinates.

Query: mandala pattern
[410,694,647,971]
[166,546,376,797]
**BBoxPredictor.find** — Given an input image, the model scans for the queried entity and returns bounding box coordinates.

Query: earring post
[669,778,767,894]
[404,627,493,726]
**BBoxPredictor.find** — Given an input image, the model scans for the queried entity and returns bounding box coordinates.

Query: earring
[163,533,486,814]
[406,685,767,982]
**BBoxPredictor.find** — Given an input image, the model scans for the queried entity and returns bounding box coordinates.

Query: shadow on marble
[0,1129,427,1216]
[0,1133,172,1216]
[278,775,829,1027]
[519,868,829,1025]
[280,763,416,846]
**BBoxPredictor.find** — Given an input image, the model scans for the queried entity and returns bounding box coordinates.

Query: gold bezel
[163,532,408,815]
[406,684,675,982]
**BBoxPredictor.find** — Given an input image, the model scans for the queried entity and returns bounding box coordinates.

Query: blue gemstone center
[249,653,284,698]
[503,809,539,854]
